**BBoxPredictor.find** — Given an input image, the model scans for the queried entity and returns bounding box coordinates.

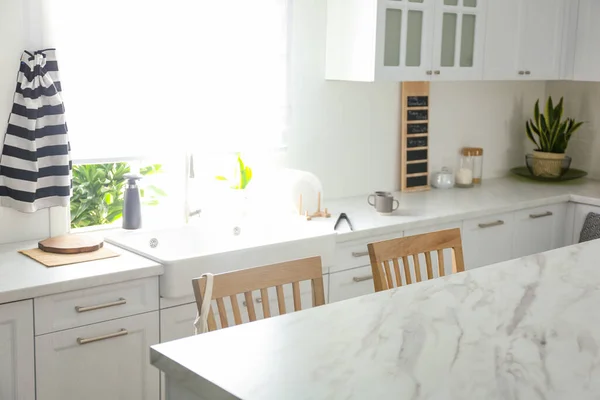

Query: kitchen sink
[106,219,336,299]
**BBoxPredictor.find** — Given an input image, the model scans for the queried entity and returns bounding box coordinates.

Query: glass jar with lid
[456,152,474,188]
[462,147,483,184]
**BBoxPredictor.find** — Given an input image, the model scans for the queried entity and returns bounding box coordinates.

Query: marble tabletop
[152,239,600,399]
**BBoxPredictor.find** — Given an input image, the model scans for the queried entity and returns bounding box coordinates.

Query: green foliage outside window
[70,163,166,229]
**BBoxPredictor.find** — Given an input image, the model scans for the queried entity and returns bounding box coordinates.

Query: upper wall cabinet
[483,0,566,80]
[573,0,600,81]
[325,0,487,82]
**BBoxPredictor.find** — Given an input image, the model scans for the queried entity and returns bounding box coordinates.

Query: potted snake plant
[525,96,584,177]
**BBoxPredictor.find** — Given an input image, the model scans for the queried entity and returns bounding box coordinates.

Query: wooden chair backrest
[367,228,465,292]
[192,256,326,332]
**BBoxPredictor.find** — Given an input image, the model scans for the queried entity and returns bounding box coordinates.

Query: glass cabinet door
[432,0,486,79]
[378,0,436,81]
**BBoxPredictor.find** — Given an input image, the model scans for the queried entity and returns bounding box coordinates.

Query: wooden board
[401,82,431,192]
[20,247,120,268]
[38,234,104,254]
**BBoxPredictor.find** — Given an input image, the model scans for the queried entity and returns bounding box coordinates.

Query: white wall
[287,0,547,199]
[546,81,600,179]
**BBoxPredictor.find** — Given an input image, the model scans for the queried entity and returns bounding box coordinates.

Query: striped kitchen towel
[0,49,71,213]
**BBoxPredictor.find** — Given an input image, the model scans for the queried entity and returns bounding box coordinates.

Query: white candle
[456,168,473,185]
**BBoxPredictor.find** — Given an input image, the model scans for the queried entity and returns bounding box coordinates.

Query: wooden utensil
[38,234,104,254]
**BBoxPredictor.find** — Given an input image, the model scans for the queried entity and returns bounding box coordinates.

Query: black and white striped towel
[0,49,71,213]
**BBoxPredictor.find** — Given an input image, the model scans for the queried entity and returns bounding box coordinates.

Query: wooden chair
[367,228,465,292]
[191,256,326,332]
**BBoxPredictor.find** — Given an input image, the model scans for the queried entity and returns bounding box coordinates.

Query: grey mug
[367,192,399,214]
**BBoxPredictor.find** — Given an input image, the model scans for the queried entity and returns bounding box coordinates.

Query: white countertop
[151,239,600,399]
[319,176,600,242]
[0,241,163,304]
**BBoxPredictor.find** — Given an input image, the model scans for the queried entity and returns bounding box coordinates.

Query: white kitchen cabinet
[572,204,600,244]
[573,0,600,81]
[0,300,35,400]
[483,0,565,80]
[512,203,568,259]
[36,311,160,400]
[462,212,514,269]
[431,0,487,80]
[329,265,376,302]
[326,0,487,82]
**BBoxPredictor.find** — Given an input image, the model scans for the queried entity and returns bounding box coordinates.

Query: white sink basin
[106,220,336,299]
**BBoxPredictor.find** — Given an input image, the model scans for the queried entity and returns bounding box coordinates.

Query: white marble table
[151,239,600,400]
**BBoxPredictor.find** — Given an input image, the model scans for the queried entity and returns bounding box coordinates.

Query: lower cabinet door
[36,311,159,400]
[512,203,567,258]
[329,265,376,302]
[462,212,514,269]
[0,300,35,400]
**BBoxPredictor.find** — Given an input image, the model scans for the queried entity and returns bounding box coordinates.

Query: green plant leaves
[525,96,584,154]
[214,154,253,190]
[70,162,166,229]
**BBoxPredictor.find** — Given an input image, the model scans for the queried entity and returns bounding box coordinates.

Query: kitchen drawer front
[463,212,514,269]
[513,203,567,258]
[36,311,159,400]
[35,277,159,335]
[329,265,375,303]
[333,231,403,273]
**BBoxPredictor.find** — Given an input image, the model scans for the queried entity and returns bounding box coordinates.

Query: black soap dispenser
[123,173,143,230]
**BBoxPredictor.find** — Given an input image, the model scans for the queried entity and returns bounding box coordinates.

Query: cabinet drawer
[333,231,403,273]
[513,203,567,258]
[36,311,159,400]
[329,265,375,303]
[35,277,159,335]
[463,212,514,269]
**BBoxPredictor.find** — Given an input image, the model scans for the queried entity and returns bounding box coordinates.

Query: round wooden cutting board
[38,234,104,254]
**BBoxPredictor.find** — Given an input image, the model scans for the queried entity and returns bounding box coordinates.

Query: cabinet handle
[529,211,553,219]
[352,275,374,283]
[434,70,441,75]
[242,298,263,307]
[77,329,128,345]
[352,251,369,258]
[518,71,525,75]
[75,298,127,313]
[525,71,531,75]
[426,70,433,75]
[478,220,505,229]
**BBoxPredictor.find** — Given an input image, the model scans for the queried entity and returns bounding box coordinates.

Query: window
[43,0,290,161]
[39,0,290,229]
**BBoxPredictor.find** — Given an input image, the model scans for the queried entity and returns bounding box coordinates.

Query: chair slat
[367,229,465,293]
[437,249,445,277]
[230,294,243,325]
[292,281,302,311]
[216,298,229,328]
[260,288,271,318]
[244,291,257,321]
[412,254,422,282]
[425,252,434,280]
[402,256,412,285]
[276,285,286,315]
[392,258,402,287]
[383,260,393,289]
[311,278,326,306]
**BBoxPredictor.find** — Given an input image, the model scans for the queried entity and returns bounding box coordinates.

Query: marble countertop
[0,240,163,304]
[151,239,600,399]
[317,176,600,242]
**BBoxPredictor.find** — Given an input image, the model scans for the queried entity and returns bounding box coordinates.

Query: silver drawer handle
[242,298,263,307]
[75,298,127,313]
[478,220,504,229]
[352,251,369,258]
[77,329,128,345]
[529,211,553,219]
[353,275,373,283]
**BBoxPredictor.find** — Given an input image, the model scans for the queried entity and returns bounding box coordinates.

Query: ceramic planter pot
[531,151,565,178]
